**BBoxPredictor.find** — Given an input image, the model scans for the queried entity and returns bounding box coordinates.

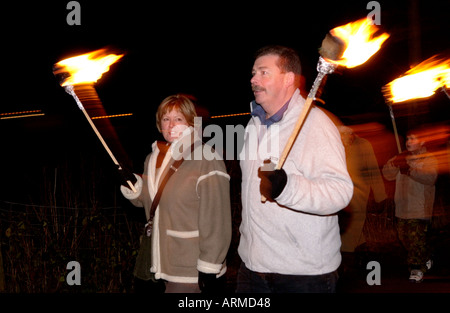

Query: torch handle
[80,108,120,166]
[260,96,314,202]
[276,96,314,170]
[261,69,329,202]
[388,104,402,154]
[67,86,137,193]
[276,61,333,169]
[80,109,138,193]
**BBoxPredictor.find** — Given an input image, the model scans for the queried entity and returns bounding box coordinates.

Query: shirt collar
[251,99,290,127]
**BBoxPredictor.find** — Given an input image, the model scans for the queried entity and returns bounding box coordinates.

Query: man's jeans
[236,262,338,293]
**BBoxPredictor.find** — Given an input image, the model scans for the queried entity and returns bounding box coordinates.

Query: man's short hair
[254,45,302,76]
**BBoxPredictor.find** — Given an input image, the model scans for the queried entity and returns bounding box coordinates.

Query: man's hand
[392,152,410,175]
[258,160,287,201]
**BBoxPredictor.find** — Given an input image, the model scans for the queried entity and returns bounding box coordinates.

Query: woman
[121,94,232,293]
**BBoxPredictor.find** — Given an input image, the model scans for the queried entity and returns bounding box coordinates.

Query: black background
[1,0,449,201]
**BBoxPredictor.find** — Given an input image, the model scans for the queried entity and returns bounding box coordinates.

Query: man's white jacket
[238,89,353,275]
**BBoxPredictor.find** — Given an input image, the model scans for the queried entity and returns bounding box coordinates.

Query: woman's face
[160,108,189,143]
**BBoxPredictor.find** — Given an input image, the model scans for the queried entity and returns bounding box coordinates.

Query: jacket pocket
[166,229,199,268]
[167,229,199,238]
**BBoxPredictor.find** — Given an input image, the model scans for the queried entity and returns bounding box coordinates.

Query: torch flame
[383,55,450,103]
[328,18,389,68]
[55,49,123,86]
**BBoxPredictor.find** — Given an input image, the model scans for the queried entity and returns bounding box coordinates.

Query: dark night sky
[1,0,449,202]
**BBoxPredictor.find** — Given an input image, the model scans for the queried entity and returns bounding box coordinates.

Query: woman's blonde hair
[156,94,197,132]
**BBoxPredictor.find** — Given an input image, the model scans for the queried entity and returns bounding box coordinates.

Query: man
[237,45,353,293]
[382,127,438,283]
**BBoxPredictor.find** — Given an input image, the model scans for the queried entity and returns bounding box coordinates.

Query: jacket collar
[249,89,302,126]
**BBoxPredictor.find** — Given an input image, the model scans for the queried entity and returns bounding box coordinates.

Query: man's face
[406,134,423,152]
[250,54,286,110]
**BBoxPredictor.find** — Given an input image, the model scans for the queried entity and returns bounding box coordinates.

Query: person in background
[120,94,232,293]
[382,126,438,283]
[237,45,353,293]
[338,125,387,253]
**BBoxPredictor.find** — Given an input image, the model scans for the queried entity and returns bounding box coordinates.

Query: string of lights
[0,110,44,120]
[0,110,135,120]
[2,110,253,120]
[91,113,133,119]
[210,112,250,119]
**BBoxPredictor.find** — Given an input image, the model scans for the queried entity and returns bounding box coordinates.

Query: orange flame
[55,49,123,86]
[383,55,450,103]
[328,18,389,68]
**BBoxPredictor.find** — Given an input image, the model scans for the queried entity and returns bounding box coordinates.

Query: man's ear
[284,72,296,88]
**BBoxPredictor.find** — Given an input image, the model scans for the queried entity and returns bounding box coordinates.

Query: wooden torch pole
[65,85,137,193]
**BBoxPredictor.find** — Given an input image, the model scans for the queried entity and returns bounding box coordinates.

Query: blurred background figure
[338,125,387,253]
[414,124,450,229]
[382,126,438,282]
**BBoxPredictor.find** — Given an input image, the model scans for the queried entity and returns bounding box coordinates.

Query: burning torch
[53,49,137,192]
[262,17,390,201]
[382,55,450,153]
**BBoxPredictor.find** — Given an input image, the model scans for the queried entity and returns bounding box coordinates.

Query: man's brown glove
[392,152,410,175]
